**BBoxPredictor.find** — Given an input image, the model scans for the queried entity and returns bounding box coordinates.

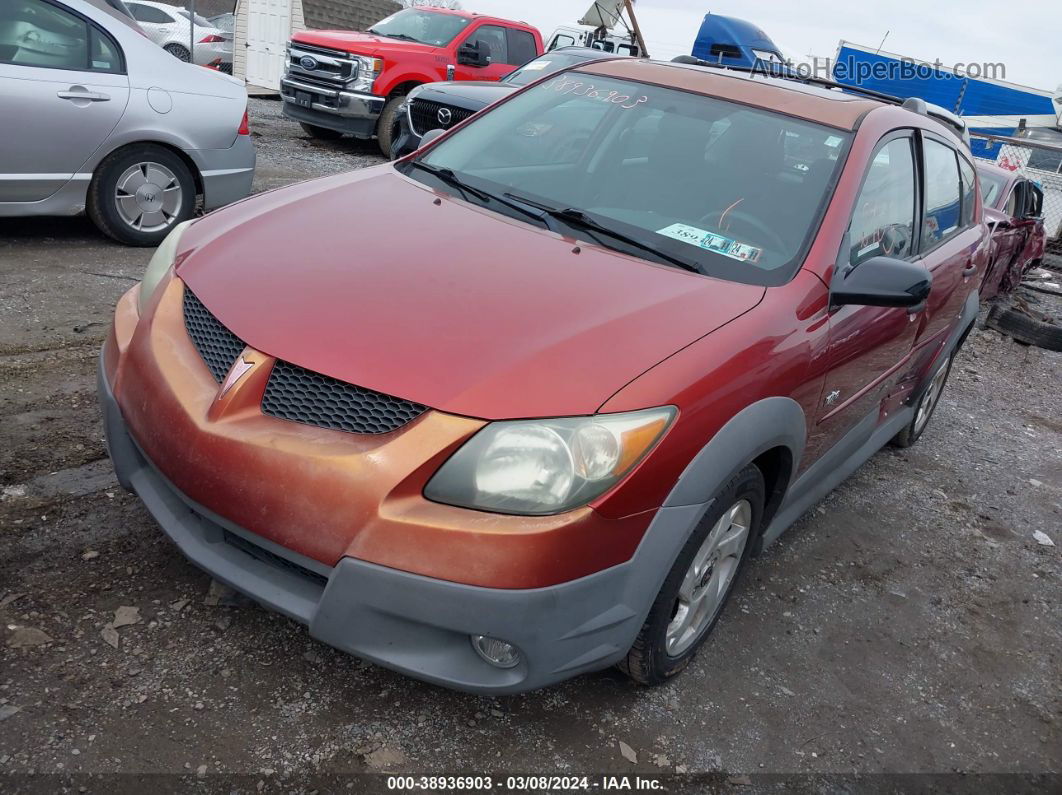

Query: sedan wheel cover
[114,163,183,233]
[666,499,751,656]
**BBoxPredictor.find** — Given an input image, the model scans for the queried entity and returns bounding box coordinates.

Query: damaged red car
[977,161,1046,299]
[100,59,989,693]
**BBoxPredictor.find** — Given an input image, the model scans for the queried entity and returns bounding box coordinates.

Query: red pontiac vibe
[100,58,989,693]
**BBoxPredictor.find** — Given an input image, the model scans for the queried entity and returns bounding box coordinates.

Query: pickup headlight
[138,220,192,313]
[349,55,383,93]
[424,408,676,515]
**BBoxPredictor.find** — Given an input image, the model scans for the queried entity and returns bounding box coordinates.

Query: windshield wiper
[369,30,419,42]
[503,193,702,274]
[408,162,551,225]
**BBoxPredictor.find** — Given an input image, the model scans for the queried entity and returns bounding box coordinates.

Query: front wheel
[86,145,196,246]
[376,95,406,157]
[619,465,764,686]
[891,353,952,448]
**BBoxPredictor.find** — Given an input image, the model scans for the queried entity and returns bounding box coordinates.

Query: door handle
[57,89,110,102]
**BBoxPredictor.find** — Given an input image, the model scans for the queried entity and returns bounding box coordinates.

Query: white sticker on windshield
[657,224,763,264]
[825,135,843,147]
[522,60,551,71]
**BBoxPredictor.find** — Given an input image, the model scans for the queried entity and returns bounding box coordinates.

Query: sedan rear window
[414,73,850,286]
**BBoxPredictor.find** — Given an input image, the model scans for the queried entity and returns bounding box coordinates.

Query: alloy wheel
[914,357,950,435]
[666,499,751,656]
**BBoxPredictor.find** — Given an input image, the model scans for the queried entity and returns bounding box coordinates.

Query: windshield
[976,168,1008,208]
[367,9,471,47]
[504,53,604,87]
[411,72,850,285]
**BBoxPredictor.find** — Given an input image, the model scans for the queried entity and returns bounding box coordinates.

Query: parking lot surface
[1,99,1060,782]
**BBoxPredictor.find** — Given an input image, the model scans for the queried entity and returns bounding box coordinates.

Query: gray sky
[473,0,1061,91]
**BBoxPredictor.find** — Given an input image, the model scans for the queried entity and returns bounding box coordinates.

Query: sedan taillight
[237,111,249,136]
[199,34,225,43]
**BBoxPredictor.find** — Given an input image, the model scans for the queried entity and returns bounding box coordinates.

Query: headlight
[349,55,383,93]
[138,220,192,313]
[424,408,676,515]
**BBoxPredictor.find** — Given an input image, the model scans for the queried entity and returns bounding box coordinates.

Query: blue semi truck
[831,41,1061,160]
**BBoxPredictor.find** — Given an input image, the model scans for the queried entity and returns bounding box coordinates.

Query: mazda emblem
[299,55,319,71]
[437,107,452,126]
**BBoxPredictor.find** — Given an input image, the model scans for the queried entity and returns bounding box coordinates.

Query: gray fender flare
[614,398,807,640]
[664,397,806,508]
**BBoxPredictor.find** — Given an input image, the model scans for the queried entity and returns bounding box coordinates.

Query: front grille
[223,530,329,588]
[183,289,245,383]
[408,99,475,137]
[287,42,355,87]
[262,360,427,435]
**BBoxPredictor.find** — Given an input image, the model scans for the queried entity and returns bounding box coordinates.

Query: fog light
[470,634,521,669]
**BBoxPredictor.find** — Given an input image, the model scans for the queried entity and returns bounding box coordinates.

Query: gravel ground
[1,99,1060,790]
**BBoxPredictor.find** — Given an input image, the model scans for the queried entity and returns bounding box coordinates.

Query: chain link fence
[971,132,1062,259]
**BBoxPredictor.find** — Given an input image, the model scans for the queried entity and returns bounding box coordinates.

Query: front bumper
[390,101,420,159]
[280,75,383,138]
[99,352,655,693]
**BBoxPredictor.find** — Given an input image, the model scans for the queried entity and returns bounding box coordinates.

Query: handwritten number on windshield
[547,77,648,110]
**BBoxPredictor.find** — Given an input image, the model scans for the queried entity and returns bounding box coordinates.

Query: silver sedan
[0,0,255,245]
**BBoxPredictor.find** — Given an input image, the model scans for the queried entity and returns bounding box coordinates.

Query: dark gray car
[390,47,620,158]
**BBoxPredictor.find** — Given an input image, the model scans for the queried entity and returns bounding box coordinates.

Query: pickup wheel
[300,122,343,141]
[619,465,764,686]
[891,353,952,448]
[86,144,196,246]
[376,95,406,157]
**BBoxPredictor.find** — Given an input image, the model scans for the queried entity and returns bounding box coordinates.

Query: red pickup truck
[280,7,543,155]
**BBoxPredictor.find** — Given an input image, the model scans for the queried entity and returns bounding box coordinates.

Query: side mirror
[831,256,931,308]
[458,40,491,67]
[418,128,446,148]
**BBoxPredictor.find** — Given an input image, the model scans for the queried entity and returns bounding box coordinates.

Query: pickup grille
[408,99,475,137]
[287,42,356,87]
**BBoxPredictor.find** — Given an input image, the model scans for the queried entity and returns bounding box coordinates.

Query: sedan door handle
[57,89,110,102]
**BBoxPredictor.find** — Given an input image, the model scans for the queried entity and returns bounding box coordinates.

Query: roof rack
[669,55,971,146]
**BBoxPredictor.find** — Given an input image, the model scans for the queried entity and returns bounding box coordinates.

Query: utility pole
[623,0,649,58]
[189,0,196,64]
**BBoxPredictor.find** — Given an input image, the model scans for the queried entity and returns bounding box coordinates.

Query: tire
[619,465,764,686]
[376,95,406,157]
[891,353,952,448]
[987,305,1062,352]
[300,122,343,141]
[86,144,196,246]
[164,43,190,62]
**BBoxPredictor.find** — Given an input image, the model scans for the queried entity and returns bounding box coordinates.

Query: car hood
[176,167,765,420]
[415,81,518,111]
[292,29,438,57]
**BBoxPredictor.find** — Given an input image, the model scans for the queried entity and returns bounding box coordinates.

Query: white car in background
[125,0,229,69]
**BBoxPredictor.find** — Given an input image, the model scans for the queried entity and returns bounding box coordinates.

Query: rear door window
[1,0,88,69]
[921,139,962,249]
[848,137,918,266]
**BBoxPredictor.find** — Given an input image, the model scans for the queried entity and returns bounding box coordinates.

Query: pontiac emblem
[437,107,452,126]
[219,355,255,399]
[825,390,841,406]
